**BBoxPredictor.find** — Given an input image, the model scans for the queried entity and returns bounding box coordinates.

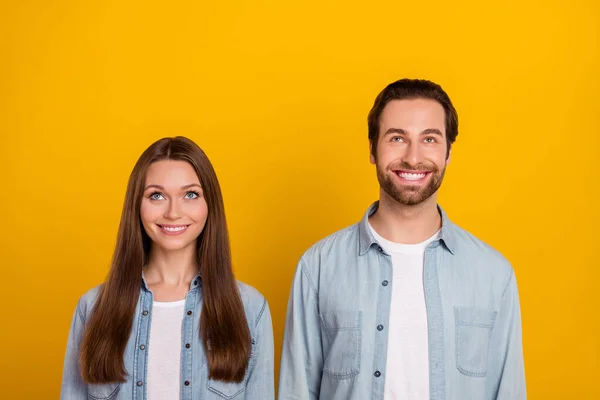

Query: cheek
[140,201,162,224]
[434,151,448,168]
[188,199,209,222]
[423,146,447,165]
[376,147,398,168]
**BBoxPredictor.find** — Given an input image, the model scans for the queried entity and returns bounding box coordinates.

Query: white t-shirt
[369,223,440,400]
[147,299,186,400]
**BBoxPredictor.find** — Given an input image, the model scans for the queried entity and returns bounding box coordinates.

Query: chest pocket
[206,338,257,399]
[320,310,362,379]
[87,383,120,400]
[454,306,498,377]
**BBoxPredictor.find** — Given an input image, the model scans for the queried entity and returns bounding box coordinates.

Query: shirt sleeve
[245,298,275,399]
[60,296,88,399]
[487,270,527,399]
[278,259,323,400]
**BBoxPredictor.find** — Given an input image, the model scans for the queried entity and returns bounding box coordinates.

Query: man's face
[371,98,450,206]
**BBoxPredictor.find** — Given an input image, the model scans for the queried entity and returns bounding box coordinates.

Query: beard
[377,161,446,206]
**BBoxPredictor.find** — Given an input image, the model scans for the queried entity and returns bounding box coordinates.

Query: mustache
[388,162,438,172]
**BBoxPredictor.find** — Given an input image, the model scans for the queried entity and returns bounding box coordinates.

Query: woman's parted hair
[80,136,251,383]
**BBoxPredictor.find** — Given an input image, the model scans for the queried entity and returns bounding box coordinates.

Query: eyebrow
[384,128,444,136]
[144,183,202,191]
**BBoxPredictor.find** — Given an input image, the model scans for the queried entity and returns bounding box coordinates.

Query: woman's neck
[143,244,199,301]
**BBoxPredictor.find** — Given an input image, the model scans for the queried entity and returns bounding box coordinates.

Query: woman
[60,136,274,399]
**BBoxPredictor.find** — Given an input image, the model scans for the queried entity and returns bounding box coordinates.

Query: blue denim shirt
[61,276,274,400]
[278,202,526,400]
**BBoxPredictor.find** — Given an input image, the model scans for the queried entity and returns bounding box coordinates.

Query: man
[278,79,526,400]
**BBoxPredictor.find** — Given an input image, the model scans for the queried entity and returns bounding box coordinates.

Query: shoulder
[237,281,268,328]
[299,222,359,267]
[450,222,514,277]
[72,284,103,323]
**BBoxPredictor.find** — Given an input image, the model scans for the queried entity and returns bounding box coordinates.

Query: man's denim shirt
[278,202,526,400]
[61,276,274,400]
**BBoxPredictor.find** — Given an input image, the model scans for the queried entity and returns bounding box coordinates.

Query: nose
[402,142,424,167]
[164,199,182,220]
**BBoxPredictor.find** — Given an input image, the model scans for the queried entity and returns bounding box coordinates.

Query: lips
[156,224,190,236]
[394,170,431,182]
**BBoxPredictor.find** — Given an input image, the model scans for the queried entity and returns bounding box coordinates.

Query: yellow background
[1,1,598,398]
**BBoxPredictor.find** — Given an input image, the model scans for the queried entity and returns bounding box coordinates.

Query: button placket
[134,292,152,399]
[181,291,197,398]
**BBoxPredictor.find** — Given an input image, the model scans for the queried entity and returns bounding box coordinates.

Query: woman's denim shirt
[60,275,274,400]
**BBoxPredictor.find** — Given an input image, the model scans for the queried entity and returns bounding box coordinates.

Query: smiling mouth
[394,170,431,182]
[157,224,190,235]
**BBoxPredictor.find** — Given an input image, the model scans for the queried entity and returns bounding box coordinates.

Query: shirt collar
[358,201,457,256]
[141,271,202,291]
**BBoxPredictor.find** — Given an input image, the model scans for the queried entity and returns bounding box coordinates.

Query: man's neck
[369,191,442,244]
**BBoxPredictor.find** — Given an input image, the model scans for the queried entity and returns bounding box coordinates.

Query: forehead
[379,98,446,135]
[145,160,200,185]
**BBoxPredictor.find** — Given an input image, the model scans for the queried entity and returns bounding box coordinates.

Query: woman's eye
[149,192,164,200]
[185,191,200,199]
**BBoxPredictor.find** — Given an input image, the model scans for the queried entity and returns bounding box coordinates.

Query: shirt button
[193,280,198,286]
[382,280,388,286]
[187,310,193,316]
[142,310,149,316]
[184,381,190,386]
[140,345,146,350]
[377,325,384,331]
[137,381,143,387]
[377,246,383,252]
[185,343,191,349]
[374,371,381,378]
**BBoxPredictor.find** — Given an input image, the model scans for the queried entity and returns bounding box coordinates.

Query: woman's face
[140,160,208,253]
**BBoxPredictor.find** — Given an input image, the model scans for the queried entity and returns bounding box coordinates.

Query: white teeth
[162,226,186,232]
[399,172,426,181]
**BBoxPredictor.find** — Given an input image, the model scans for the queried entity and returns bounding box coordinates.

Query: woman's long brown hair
[79,137,251,383]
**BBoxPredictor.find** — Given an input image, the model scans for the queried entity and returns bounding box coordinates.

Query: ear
[446,149,452,165]
[369,142,375,165]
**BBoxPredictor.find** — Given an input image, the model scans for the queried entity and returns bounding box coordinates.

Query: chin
[153,239,196,252]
